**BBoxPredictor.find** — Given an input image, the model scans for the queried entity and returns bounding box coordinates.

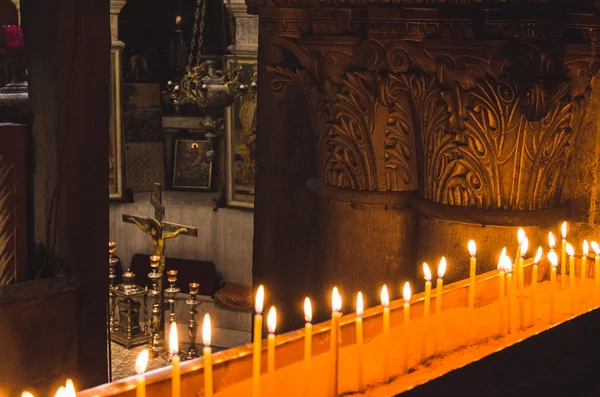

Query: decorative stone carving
[262,28,600,209]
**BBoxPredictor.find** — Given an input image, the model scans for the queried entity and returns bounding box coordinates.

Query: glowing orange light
[423,263,432,282]
[380,285,389,308]
[520,237,529,257]
[169,321,179,356]
[438,257,447,279]
[267,306,277,334]
[304,297,312,323]
[592,241,600,255]
[534,247,543,264]
[566,242,575,257]
[498,247,507,270]
[503,255,513,273]
[255,285,265,315]
[583,240,589,257]
[549,232,556,249]
[518,228,525,245]
[561,221,567,239]
[468,240,476,257]
[203,313,212,346]
[403,282,412,303]
[135,349,149,374]
[65,379,75,397]
[332,287,342,313]
[548,251,559,268]
[21,392,35,397]
[356,292,364,317]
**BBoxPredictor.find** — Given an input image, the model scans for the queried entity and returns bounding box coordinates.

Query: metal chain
[187,0,201,68]
[196,0,207,66]
[226,0,238,67]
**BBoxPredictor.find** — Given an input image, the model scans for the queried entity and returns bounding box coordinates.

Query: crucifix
[122,183,198,354]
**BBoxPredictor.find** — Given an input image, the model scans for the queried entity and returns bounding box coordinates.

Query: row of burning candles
[23,222,599,397]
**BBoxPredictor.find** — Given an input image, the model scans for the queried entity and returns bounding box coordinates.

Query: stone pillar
[227,0,258,57]
[249,0,600,328]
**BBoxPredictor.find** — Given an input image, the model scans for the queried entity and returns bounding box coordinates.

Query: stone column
[249,0,600,328]
[227,0,258,57]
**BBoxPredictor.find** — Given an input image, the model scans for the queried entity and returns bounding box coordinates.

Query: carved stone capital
[264,33,600,210]
[110,0,127,45]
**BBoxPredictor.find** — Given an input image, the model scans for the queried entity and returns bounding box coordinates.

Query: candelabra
[148,255,163,357]
[185,282,201,359]
[108,241,118,333]
[165,270,181,324]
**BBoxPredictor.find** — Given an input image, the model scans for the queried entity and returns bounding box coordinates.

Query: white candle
[135,349,149,397]
[381,284,390,382]
[548,251,559,324]
[505,256,515,335]
[253,285,264,397]
[530,247,542,326]
[355,292,364,392]
[468,240,477,311]
[169,321,180,397]
[402,282,411,374]
[329,287,342,397]
[497,248,507,335]
[561,222,567,290]
[519,237,528,330]
[267,306,277,382]
[583,240,589,287]
[433,257,446,354]
[203,314,213,397]
[304,297,312,396]
[421,263,432,362]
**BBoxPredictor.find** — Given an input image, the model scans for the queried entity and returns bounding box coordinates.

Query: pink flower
[3,25,23,49]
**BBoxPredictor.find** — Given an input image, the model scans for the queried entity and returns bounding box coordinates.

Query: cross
[122,183,198,267]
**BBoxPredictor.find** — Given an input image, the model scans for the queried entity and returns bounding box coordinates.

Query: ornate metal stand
[108,241,118,333]
[185,282,201,359]
[165,270,180,324]
[111,268,149,349]
[147,255,164,357]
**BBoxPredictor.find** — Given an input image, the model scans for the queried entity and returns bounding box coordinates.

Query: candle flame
[497,248,506,271]
[502,255,513,273]
[255,285,265,315]
[65,380,75,397]
[520,237,529,257]
[468,240,476,257]
[518,228,525,245]
[267,306,277,334]
[169,321,179,356]
[583,240,589,257]
[53,387,66,397]
[438,257,447,279]
[423,262,432,282]
[135,349,149,374]
[356,292,364,317]
[380,285,390,308]
[548,251,559,267]
[534,247,543,264]
[304,297,312,323]
[548,232,556,249]
[561,221,567,239]
[403,282,412,303]
[592,241,600,255]
[566,242,575,257]
[332,287,342,312]
[21,392,35,397]
[203,313,212,346]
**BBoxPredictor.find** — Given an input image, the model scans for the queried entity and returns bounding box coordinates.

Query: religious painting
[225,57,257,208]
[109,48,124,200]
[172,139,213,190]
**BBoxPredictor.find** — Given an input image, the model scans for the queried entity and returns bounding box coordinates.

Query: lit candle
[505,255,515,335]
[592,241,600,305]
[433,257,446,354]
[402,282,412,374]
[355,292,364,392]
[253,285,264,397]
[304,297,313,396]
[381,284,390,382]
[203,313,213,397]
[53,387,67,397]
[468,240,477,310]
[567,242,575,315]
[561,221,567,289]
[518,237,528,330]
[170,321,180,397]
[530,247,542,326]
[582,240,589,288]
[420,263,432,362]
[64,380,75,397]
[21,392,35,397]
[548,251,558,324]
[329,287,342,397]
[135,349,149,397]
[515,228,525,288]
[267,306,277,376]
[498,248,506,336]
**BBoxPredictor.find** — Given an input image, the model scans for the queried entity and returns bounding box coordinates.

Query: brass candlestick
[148,255,163,357]
[165,270,180,324]
[108,242,118,333]
[185,282,201,359]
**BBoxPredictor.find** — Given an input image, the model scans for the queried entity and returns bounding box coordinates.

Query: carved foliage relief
[266,38,599,210]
